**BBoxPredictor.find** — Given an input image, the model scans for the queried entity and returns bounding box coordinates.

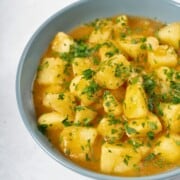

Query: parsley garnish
[82,69,95,80]
[38,124,48,135]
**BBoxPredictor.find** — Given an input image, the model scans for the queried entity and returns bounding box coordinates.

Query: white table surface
[0,0,179,180]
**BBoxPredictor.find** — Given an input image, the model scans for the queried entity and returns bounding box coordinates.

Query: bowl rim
[16,0,180,179]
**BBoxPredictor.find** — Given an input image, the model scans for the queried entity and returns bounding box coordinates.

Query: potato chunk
[117,36,146,59]
[153,134,180,163]
[38,112,65,145]
[70,75,101,106]
[103,91,122,116]
[160,103,180,133]
[95,54,130,89]
[60,126,97,161]
[51,32,74,53]
[147,45,177,68]
[97,115,124,142]
[72,57,97,76]
[158,22,180,49]
[125,112,162,138]
[101,143,141,174]
[43,92,75,121]
[89,19,113,44]
[123,84,148,118]
[99,42,119,61]
[74,106,97,125]
[37,57,71,85]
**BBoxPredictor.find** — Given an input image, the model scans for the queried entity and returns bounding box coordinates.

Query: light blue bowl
[16,0,180,179]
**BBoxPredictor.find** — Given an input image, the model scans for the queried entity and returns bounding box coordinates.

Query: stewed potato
[33,15,180,177]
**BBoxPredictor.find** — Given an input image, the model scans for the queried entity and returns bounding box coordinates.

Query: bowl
[16,0,180,179]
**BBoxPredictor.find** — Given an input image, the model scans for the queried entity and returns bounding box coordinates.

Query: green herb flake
[147,131,155,140]
[145,153,156,161]
[125,124,137,135]
[123,155,132,166]
[62,117,72,127]
[38,124,48,135]
[82,69,95,80]
[58,93,64,100]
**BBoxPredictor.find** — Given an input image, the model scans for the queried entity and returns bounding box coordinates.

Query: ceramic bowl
[16,0,180,179]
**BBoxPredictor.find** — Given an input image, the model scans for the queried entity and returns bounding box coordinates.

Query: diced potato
[125,112,162,138]
[123,84,148,119]
[158,22,180,50]
[51,32,74,53]
[101,143,141,173]
[110,86,126,102]
[89,19,113,44]
[117,36,146,59]
[145,36,159,51]
[37,57,71,85]
[127,138,151,158]
[115,15,128,28]
[43,84,63,94]
[153,134,180,163]
[38,112,65,146]
[60,126,97,161]
[103,91,122,116]
[147,45,178,68]
[95,54,130,89]
[74,106,97,125]
[72,57,97,76]
[160,103,180,133]
[70,75,101,106]
[97,115,124,142]
[43,92,75,121]
[99,42,119,61]
[38,112,65,128]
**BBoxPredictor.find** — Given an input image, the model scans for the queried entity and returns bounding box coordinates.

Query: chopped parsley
[147,131,155,140]
[38,124,48,135]
[82,69,95,80]
[58,93,64,100]
[125,124,137,135]
[144,153,156,161]
[82,80,100,98]
[123,155,132,166]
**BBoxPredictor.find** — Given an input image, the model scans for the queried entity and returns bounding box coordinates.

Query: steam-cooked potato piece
[43,92,75,121]
[99,42,119,61]
[158,22,180,50]
[51,32,74,53]
[37,57,71,85]
[123,84,148,119]
[147,45,178,68]
[117,36,146,59]
[60,126,97,161]
[146,36,159,51]
[95,54,130,89]
[70,75,101,106]
[101,143,142,173]
[38,112,64,128]
[103,91,122,116]
[125,112,162,138]
[38,112,65,145]
[89,19,113,44]
[97,115,124,142]
[153,134,180,163]
[115,15,128,28]
[74,106,97,125]
[159,103,180,133]
[72,57,97,76]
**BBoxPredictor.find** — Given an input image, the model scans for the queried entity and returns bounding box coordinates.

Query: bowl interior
[16,0,180,179]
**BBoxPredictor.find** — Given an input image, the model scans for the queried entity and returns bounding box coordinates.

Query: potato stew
[33,15,180,176]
